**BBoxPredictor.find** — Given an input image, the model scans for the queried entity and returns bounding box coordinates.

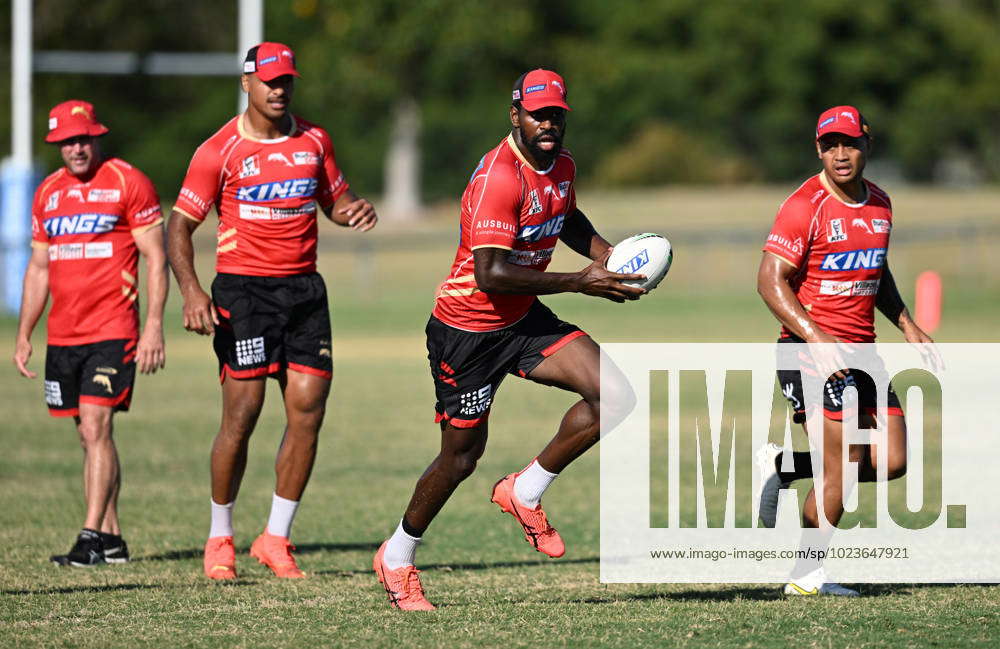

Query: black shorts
[211,273,332,381]
[426,300,586,428]
[776,336,903,424]
[44,338,137,417]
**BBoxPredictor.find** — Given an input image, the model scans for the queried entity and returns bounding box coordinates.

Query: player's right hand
[13,338,36,379]
[576,250,646,303]
[806,331,851,381]
[182,288,219,335]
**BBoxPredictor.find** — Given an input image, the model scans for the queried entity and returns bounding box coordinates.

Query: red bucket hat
[45,100,109,143]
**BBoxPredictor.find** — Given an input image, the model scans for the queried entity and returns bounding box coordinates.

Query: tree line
[3,0,997,208]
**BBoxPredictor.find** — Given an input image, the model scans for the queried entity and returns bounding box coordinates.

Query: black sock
[401,516,425,538]
[100,532,122,544]
[776,451,814,482]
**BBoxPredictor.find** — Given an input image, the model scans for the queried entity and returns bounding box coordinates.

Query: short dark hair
[511,71,528,110]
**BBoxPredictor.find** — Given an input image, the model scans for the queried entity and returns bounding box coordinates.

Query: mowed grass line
[2,186,998,647]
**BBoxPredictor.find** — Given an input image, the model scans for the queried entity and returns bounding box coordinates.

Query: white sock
[514,459,559,508]
[266,493,300,539]
[383,520,421,570]
[209,500,234,538]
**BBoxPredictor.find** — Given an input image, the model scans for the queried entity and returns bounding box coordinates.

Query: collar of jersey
[238,113,297,143]
[819,171,868,208]
[506,134,555,175]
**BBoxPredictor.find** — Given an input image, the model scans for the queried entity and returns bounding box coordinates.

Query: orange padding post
[915,270,942,334]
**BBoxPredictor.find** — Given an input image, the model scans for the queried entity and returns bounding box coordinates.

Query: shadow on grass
[423,556,599,572]
[3,583,161,596]
[139,541,382,563]
[314,556,599,577]
[574,582,997,604]
[573,586,781,604]
[857,583,998,596]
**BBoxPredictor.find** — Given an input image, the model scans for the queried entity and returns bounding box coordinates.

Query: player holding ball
[373,69,645,610]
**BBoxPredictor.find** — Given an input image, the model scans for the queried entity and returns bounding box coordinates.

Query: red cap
[45,100,109,143]
[815,105,870,139]
[512,69,570,111]
[243,42,300,82]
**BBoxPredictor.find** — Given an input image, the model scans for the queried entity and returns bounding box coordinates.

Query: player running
[756,106,937,596]
[14,100,168,566]
[372,69,644,610]
[167,43,376,580]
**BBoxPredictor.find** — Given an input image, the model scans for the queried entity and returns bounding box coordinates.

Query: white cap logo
[48,117,57,130]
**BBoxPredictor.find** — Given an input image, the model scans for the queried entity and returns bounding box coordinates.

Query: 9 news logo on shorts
[597,343,1000,584]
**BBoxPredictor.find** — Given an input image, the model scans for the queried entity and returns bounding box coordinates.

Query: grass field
[2,186,999,648]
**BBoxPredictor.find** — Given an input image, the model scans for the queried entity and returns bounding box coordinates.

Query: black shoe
[101,533,130,564]
[51,529,105,567]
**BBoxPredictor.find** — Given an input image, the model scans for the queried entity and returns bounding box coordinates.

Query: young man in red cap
[168,42,377,580]
[372,69,644,610]
[14,100,168,566]
[755,106,937,596]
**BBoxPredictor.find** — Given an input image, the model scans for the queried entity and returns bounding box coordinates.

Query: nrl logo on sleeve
[827,218,847,242]
[240,155,261,179]
[557,181,570,198]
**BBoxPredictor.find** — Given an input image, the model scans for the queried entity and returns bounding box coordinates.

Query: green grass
[2,187,998,648]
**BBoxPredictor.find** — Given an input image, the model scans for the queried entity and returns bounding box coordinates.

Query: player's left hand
[338,198,377,232]
[136,327,166,374]
[13,338,36,379]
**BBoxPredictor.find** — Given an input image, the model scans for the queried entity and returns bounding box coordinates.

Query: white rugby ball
[606,233,672,291]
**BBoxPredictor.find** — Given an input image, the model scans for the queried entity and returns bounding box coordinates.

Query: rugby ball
[606,233,672,291]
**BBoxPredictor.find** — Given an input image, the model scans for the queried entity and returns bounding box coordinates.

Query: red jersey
[763,173,893,342]
[174,114,349,277]
[432,135,577,331]
[31,158,163,345]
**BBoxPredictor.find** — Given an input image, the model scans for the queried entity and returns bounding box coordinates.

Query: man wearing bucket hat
[371,69,644,610]
[14,100,168,566]
[168,42,377,581]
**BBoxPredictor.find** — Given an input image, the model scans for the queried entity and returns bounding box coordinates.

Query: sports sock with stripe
[209,500,235,538]
[384,519,421,570]
[514,459,559,509]
[777,451,814,483]
[266,493,300,539]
